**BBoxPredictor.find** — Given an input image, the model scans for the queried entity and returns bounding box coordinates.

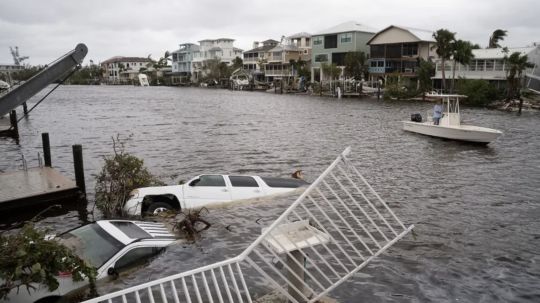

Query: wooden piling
[23,102,28,115]
[9,110,19,142]
[42,132,51,167]
[72,144,86,196]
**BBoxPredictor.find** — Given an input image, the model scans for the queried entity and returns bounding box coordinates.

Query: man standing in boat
[433,103,443,125]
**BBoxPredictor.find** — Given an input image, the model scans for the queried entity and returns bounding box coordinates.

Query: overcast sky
[0,0,538,65]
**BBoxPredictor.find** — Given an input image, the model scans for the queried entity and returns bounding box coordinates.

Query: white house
[433,45,540,90]
[191,38,243,82]
[171,43,199,84]
[101,56,152,83]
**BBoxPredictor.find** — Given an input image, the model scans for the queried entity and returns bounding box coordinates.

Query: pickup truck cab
[124,174,308,216]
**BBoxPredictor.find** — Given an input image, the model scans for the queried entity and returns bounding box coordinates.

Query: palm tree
[488,29,507,48]
[450,40,475,93]
[504,52,533,114]
[432,29,456,92]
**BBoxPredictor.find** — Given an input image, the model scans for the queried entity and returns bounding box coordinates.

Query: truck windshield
[60,224,125,268]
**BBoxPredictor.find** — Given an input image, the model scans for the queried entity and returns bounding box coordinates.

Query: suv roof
[98,220,176,245]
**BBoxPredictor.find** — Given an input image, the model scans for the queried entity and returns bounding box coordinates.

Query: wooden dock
[0,167,79,211]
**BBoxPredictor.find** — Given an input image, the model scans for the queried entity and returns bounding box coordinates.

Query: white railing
[84,147,413,303]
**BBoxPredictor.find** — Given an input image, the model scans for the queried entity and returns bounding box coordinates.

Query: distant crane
[10,46,29,66]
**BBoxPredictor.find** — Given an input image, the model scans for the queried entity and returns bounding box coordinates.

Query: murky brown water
[1,85,540,302]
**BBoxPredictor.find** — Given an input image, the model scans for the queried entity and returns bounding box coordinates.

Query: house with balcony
[367,25,436,87]
[311,21,377,82]
[101,56,153,84]
[433,45,540,91]
[263,43,305,82]
[191,38,243,82]
[288,32,312,62]
[243,39,279,82]
[171,43,199,84]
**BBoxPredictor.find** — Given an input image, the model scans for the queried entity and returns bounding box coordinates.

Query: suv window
[229,176,259,187]
[261,177,309,188]
[115,247,163,271]
[193,175,226,187]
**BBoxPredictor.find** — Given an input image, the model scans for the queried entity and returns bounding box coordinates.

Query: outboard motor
[411,113,422,122]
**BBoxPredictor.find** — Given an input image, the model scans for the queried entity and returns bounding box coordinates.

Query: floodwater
[1,85,539,302]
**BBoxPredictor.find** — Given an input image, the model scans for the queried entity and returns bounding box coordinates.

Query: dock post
[287,250,306,303]
[42,133,51,167]
[9,110,19,142]
[72,144,86,196]
[23,102,28,115]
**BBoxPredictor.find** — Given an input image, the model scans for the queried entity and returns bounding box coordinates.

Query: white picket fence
[84,147,414,303]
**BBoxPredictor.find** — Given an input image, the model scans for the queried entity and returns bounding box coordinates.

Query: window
[315,54,328,62]
[402,43,418,56]
[494,60,504,71]
[377,61,384,67]
[485,60,494,71]
[229,176,259,187]
[469,60,477,71]
[324,35,338,49]
[115,247,163,271]
[370,45,385,58]
[305,38,311,46]
[313,36,323,46]
[192,175,226,187]
[340,33,352,43]
[332,52,347,66]
[261,177,308,188]
[386,44,401,58]
[476,60,485,71]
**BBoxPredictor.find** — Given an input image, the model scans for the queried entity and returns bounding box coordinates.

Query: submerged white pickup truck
[124,174,309,216]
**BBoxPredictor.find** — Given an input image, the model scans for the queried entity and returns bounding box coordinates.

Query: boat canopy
[426,93,468,126]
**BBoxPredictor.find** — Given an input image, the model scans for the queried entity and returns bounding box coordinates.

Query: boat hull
[402,121,502,144]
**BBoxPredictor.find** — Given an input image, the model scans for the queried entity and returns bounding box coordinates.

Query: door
[183,175,232,207]
[228,175,265,200]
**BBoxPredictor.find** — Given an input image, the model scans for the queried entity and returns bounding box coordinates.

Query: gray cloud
[0,0,538,65]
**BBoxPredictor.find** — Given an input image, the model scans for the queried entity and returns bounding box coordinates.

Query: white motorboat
[402,94,502,144]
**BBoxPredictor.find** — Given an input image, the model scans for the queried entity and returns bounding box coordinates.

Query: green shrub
[456,79,503,106]
[95,135,164,218]
[0,224,97,300]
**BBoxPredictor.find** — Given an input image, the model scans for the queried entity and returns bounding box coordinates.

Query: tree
[231,56,243,70]
[343,51,367,80]
[417,59,435,100]
[450,40,475,93]
[432,29,456,92]
[504,51,533,113]
[488,29,508,48]
[289,59,310,78]
[0,224,97,300]
[95,135,164,218]
[321,62,341,80]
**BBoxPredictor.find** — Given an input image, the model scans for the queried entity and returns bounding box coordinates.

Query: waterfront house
[311,21,377,82]
[433,45,540,91]
[264,34,312,82]
[243,39,279,82]
[367,25,436,87]
[101,56,153,84]
[171,43,199,85]
[191,38,243,82]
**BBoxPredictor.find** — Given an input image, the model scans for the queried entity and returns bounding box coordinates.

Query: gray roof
[314,21,377,35]
[366,25,435,44]
[288,32,311,39]
[471,46,538,59]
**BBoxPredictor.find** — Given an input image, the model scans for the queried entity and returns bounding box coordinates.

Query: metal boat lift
[0,43,87,117]
[84,148,414,303]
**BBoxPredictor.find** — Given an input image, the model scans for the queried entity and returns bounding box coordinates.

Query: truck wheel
[147,202,173,215]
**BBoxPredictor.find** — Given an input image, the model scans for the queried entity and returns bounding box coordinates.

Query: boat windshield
[60,223,125,268]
